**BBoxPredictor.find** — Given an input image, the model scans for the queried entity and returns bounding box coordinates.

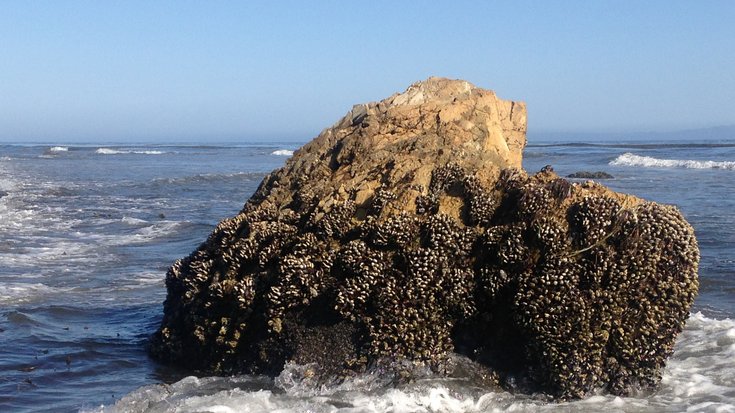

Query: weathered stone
[150,77,699,399]
[568,171,615,179]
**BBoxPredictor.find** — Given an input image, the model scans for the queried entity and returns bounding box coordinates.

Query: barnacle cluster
[152,161,699,399]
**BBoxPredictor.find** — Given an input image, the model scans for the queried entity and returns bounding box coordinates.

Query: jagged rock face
[150,78,699,399]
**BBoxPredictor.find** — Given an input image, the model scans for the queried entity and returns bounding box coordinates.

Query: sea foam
[272,149,294,156]
[610,153,735,170]
[0,283,67,305]
[90,313,735,413]
[96,148,165,155]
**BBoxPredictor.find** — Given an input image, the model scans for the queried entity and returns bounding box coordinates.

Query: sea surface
[0,140,733,412]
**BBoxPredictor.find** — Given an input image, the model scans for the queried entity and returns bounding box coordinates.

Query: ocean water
[0,140,733,412]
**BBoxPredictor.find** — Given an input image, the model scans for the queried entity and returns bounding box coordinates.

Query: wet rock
[567,171,614,179]
[151,77,698,399]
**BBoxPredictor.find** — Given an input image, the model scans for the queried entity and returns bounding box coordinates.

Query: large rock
[151,77,699,399]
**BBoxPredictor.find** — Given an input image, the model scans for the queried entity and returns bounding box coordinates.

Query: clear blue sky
[1,1,733,142]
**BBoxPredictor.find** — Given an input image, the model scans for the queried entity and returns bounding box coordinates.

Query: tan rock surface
[253,77,527,219]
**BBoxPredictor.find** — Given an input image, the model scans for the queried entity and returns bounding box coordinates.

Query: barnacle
[517,182,553,216]
[569,195,621,248]
[311,200,356,239]
[153,160,698,400]
[483,223,529,269]
[496,168,527,192]
[420,213,476,256]
[369,187,398,216]
[370,212,419,248]
[464,175,497,226]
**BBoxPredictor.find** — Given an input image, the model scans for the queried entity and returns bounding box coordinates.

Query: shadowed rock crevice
[150,77,699,399]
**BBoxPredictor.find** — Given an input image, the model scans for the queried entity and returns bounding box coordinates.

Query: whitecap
[96,148,165,155]
[272,149,294,156]
[610,153,735,170]
[49,146,69,152]
[96,148,125,155]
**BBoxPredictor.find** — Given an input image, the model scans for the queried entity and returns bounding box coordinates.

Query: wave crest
[610,153,735,170]
[272,149,294,156]
[96,148,165,155]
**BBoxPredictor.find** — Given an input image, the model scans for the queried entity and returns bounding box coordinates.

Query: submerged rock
[567,171,614,179]
[150,77,699,399]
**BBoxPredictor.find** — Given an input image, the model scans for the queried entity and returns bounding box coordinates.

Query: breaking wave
[272,149,294,156]
[610,153,735,170]
[41,146,71,157]
[96,148,165,155]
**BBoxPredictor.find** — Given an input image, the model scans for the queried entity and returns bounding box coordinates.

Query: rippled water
[1,140,733,412]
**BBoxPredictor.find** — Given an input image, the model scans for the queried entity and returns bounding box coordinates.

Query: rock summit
[151,77,699,399]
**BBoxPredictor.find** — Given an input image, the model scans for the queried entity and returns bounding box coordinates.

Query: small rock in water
[567,171,614,179]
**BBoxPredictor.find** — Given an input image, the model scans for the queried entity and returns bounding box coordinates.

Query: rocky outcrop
[568,171,614,179]
[150,77,699,399]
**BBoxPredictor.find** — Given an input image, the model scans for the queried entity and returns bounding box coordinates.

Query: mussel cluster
[152,163,699,399]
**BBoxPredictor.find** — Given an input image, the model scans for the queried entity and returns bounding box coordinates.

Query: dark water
[0,141,733,412]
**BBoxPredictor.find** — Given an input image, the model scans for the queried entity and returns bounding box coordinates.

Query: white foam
[87,220,185,247]
[610,153,735,170]
[272,149,294,156]
[95,148,123,155]
[49,146,69,152]
[0,163,18,192]
[659,313,735,403]
[0,178,16,192]
[0,282,72,305]
[96,148,165,155]
[121,216,148,225]
[96,313,735,413]
[0,241,101,269]
[131,221,183,242]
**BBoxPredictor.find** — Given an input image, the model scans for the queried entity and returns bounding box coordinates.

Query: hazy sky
[1,1,733,142]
